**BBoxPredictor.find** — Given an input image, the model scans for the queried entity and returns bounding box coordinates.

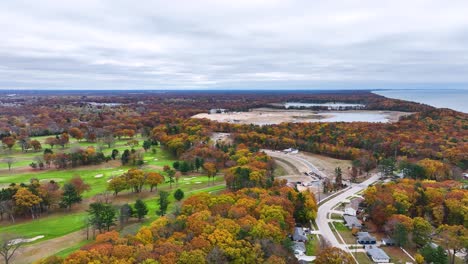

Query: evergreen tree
[87,202,116,232]
[393,223,409,247]
[157,191,170,216]
[134,199,148,221]
[172,161,180,170]
[174,189,184,201]
[59,183,82,210]
[142,140,152,152]
[179,161,190,174]
[111,149,119,160]
[334,167,343,188]
[195,157,202,169]
[121,149,130,165]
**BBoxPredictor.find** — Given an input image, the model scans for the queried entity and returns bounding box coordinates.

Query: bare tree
[0,233,23,264]
[2,157,16,171]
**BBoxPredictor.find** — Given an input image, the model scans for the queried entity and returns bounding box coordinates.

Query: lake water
[374,89,468,113]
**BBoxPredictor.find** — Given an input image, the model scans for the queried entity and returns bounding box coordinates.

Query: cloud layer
[1,0,468,89]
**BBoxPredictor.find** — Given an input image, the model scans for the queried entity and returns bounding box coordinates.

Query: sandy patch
[9,235,45,245]
[193,108,412,125]
[195,181,202,184]
[94,174,104,178]
[183,177,196,181]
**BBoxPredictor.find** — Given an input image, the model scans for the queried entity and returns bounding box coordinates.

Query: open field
[353,252,373,264]
[0,137,224,249]
[296,152,352,179]
[193,108,412,125]
[0,135,154,171]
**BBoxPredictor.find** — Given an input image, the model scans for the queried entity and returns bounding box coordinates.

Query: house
[292,227,308,242]
[366,246,390,263]
[292,241,306,255]
[283,148,299,154]
[350,197,364,210]
[343,215,362,229]
[382,237,396,246]
[344,207,357,216]
[357,232,376,244]
[209,108,226,114]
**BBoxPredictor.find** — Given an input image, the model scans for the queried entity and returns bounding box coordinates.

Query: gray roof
[382,237,395,244]
[292,241,306,252]
[293,227,308,241]
[343,215,362,228]
[367,247,390,260]
[357,232,376,242]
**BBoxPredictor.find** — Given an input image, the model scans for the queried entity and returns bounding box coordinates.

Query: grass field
[331,222,357,244]
[0,137,227,245]
[353,252,373,264]
[0,135,155,170]
[306,235,320,256]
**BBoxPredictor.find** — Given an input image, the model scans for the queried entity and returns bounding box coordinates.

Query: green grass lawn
[306,235,320,256]
[330,213,343,220]
[0,212,87,241]
[353,252,373,264]
[0,138,228,246]
[0,135,151,171]
[0,146,176,196]
[331,222,357,244]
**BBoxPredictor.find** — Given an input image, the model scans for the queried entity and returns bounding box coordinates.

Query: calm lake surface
[374,89,468,113]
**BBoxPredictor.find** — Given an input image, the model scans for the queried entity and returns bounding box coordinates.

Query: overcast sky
[1,0,468,90]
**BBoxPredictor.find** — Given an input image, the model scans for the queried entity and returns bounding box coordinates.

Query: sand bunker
[183,177,196,181]
[95,174,104,178]
[9,235,45,245]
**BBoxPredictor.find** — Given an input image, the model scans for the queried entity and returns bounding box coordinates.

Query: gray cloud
[1,0,468,89]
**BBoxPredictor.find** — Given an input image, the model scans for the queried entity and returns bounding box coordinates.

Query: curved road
[316,174,379,249]
[266,150,380,250]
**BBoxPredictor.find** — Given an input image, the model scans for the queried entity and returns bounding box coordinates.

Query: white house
[344,207,357,216]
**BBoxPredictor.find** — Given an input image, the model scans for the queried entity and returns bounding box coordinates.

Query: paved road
[316,174,379,250]
[265,149,380,250]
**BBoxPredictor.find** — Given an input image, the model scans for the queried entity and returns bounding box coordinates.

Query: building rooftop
[367,247,390,260]
[293,227,308,241]
[343,215,362,228]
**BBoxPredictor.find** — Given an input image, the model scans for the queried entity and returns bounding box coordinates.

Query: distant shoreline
[373,89,468,113]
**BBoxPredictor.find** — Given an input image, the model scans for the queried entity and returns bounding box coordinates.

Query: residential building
[366,246,390,263]
[357,232,377,244]
[292,227,308,242]
[343,215,362,229]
